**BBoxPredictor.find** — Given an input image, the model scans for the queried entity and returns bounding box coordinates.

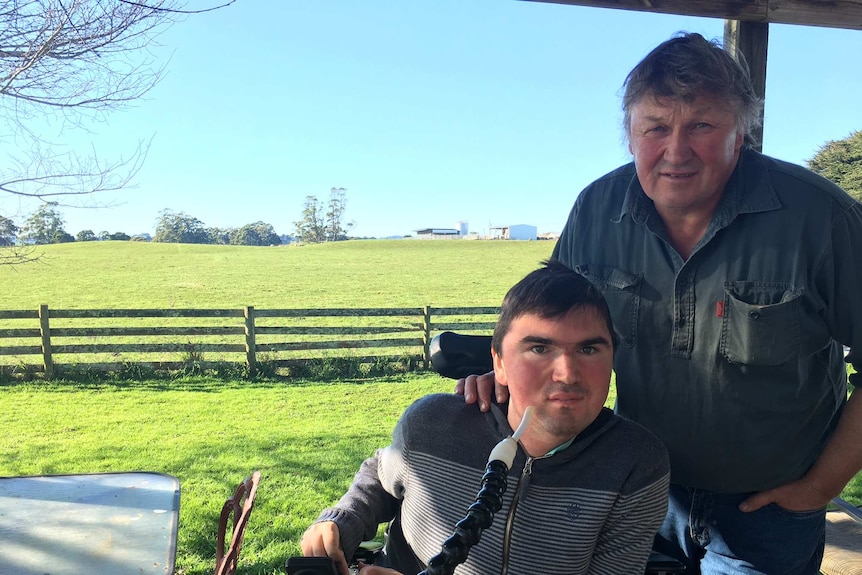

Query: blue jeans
[656,484,826,575]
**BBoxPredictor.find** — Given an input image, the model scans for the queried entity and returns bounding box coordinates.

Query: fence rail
[0,305,500,378]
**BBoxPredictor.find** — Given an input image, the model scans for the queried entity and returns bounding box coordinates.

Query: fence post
[422,305,432,369]
[244,306,256,378]
[39,304,54,380]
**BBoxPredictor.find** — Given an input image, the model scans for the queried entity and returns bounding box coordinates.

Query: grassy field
[0,239,555,372]
[0,240,554,309]
[0,375,457,575]
[1,239,860,574]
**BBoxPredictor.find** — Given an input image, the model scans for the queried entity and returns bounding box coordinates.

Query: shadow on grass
[0,354,428,392]
[0,372,432,394]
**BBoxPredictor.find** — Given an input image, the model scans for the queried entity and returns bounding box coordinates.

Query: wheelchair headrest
[429,331,494,380]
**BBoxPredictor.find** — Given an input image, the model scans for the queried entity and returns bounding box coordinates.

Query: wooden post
[39,304,54,379]
[244,306,256,378]
[724,19,768,152]
[422,306,432,369]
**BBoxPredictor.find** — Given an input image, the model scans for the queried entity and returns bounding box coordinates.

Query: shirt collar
[544,436,577,456]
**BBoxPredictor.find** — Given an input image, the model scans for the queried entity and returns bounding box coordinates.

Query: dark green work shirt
[553,147,862,492]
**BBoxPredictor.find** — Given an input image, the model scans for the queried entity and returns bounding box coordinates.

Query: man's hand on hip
[739,478,832,513]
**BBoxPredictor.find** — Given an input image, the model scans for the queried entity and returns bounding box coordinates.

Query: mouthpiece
[487,406,533,467]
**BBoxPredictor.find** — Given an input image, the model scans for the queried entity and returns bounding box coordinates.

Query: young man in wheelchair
[300,260,670,575]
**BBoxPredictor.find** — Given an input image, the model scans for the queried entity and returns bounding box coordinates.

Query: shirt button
[749,311,761,319]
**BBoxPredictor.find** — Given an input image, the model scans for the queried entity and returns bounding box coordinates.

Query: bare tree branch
[116,0,236,15]
[0,138,150,202]
[0,245,40,266]
[0,0,232,264]
[0,0,180,112]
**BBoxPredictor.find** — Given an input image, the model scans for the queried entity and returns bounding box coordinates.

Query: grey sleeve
[315,450,402,560]
[314,404,417,559]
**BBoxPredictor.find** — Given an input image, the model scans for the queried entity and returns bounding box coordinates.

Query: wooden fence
[0,305,499,378]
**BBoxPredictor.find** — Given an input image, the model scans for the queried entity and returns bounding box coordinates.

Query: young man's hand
[300,521,351,575]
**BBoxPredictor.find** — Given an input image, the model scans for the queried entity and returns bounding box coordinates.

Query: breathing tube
[417,406,534,575]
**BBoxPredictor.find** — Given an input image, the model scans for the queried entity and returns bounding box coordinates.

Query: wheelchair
[429,331,686,575]
[285,332,686,575]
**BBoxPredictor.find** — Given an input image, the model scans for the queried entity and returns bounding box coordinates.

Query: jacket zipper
[500,455,542,575]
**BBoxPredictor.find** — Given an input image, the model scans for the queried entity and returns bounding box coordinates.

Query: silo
[457,221,469,236]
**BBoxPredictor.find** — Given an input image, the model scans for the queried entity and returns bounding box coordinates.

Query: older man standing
[463,32,862,574]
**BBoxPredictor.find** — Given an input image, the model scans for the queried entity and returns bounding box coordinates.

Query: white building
[489,224,538,241]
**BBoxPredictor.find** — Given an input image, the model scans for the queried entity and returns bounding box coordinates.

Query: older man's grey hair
[621,32,762,147]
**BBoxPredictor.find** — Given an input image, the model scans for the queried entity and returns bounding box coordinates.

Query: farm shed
[414,228,462,239]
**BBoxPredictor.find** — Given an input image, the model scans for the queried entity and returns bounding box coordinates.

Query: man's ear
[492,348,509,387]
[734,127,745,152]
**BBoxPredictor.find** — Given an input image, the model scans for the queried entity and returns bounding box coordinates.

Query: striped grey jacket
[316,393,669,575]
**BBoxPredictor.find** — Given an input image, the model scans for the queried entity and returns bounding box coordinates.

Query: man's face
[492,308,613,451]
[628,93,745,218]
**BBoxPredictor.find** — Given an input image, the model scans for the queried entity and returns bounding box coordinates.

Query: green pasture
[1,239,860,575]
[0,376,457,575]
[0,239,553,370]
[0,239,554,309]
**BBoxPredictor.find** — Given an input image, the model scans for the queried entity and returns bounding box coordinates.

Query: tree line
[0,187,355,248]
[151,187,354,245]
[153,210,283,246]
[0,203,283,247]
[294,187,355,243]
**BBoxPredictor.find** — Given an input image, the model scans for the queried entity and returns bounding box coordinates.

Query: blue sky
[5,1,862,239]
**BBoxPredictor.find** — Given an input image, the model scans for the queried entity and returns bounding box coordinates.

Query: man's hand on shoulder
[453,370,508,412]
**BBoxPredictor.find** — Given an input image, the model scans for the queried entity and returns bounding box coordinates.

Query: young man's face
[492,307,613,454]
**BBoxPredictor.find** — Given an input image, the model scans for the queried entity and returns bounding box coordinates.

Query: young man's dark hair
[492,259,616,356]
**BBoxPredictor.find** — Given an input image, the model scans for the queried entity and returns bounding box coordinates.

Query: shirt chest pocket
[575,265,642,349]
[720,282,802,366]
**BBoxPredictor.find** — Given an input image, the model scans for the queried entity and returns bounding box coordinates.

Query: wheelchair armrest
[644,550,686,574]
